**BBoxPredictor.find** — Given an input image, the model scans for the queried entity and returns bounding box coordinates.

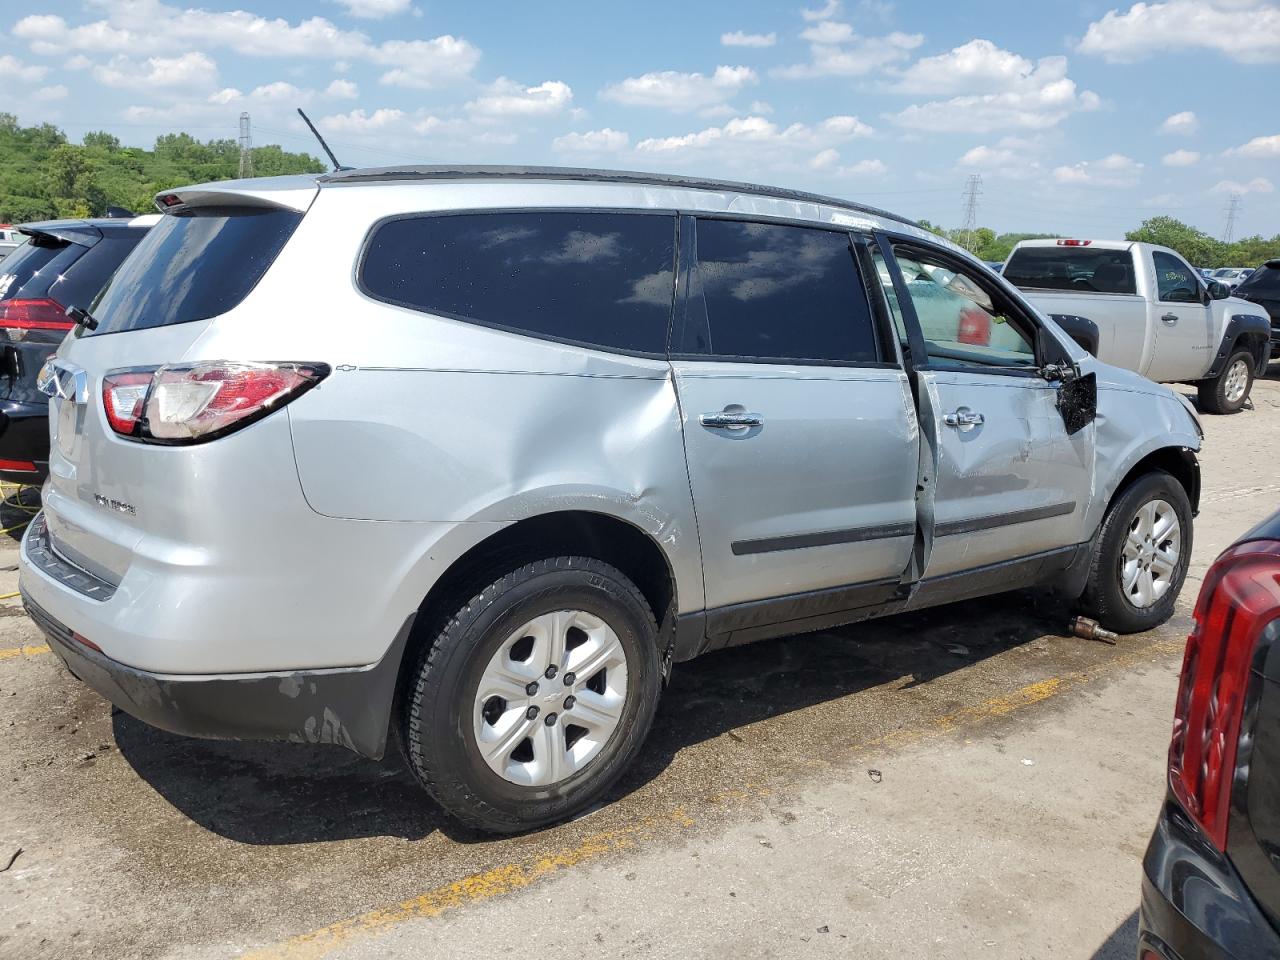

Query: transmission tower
[1221,192,1241,244]
[961,174,983,251]
[238,112,254,178]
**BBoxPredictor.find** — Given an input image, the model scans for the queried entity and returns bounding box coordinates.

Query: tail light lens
[1169,539,1280,850]
[0,298,75,338]
[102,361,329,444]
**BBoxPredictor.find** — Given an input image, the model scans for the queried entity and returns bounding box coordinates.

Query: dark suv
[1234,259,1280,355]
[0,216,153,482]
[1140,509,1280,958]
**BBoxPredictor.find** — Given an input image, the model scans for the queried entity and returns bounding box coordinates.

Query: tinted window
[687,219,877,363]
[0,238,82,302]
[87,207,302,335]
[1237,265,1280,297]
[1003,246,1137,294]
[48,234,145,311]
[360,211,676,355]
[1153,251,1200,303]
[893,247,1035,369]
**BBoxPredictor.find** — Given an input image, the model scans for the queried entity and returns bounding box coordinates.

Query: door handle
[699,411,763,430]
[1161,313,1178,324]
[943,409,984,428]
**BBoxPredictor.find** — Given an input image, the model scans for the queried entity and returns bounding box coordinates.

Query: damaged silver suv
[21,166,1201,832]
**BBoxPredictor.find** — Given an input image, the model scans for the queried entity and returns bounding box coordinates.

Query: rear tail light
[0,459,38,472]
[1056,239,1093,246]
[0,298,75,338]
[102,361,329,444]
[1169,539,1280,850]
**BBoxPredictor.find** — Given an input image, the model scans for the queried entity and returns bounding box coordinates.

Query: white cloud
[834,157,887,176]
[319,107,405,133]
[750,100,774,115]
[32,84,69,101]
[957,136,1043,179]
[775,21,923,78]
[13,3,480,87]
[1052,153,1144,187]
[552,128,630,153]
[0,54,48,83]
[889,51,1100,132]
[601,65,757,112]
[1078,1,1280,64]
[1212,177,1275,194]
[810,148,840,170]
[1162,149,1200,166]
[94,51,218,90]
[467,78,573,117]
[1160,110,1199,135]
[1144,192,1180,207]
[247,81,303,102]
[331,0,412,19]
[802,0,842,21]
[1226,133,1280,158]
[634,113,873,170]
[325,78,358,99]
[721,31,777,48]
[209,87,242,104]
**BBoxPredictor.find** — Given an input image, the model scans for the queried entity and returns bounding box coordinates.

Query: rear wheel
[1080,471,1193,634]
[402,556,661,834]
[1198,349,1254,414]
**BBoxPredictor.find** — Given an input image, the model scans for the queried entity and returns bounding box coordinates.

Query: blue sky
[2,0,1277,238]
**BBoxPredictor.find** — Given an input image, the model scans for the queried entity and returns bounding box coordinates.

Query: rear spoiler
[17,221,103,248]
[153,176,320,215]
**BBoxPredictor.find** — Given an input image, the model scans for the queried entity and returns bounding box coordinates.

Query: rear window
[0,238,83,302]
[48,234,146,312]
[359,211,676,355]
[1237,266,1280,297]
[86,206,302,336]
[1003,246,1137,295]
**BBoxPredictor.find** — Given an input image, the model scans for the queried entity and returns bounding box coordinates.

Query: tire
[1198,348,1254,414]
[402,556,662,834]
[1079,471,1193,634]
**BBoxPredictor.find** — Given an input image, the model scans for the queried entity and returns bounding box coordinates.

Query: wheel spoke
[1152,509,1177,543]
[568,632,624,684]
[1122,557,1142,592]
[571,689,623,734]
[1151,546,1178,578]
[529,722,566,786]
[476,665,533,704]
[480,713,536,764]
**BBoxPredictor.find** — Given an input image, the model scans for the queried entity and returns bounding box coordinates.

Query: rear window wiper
[66,306,99,331]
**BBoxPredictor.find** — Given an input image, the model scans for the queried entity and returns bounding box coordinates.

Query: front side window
[685,218,879,364]
[360,211,676,355]
[1153,251,1201,304]
[892,247,1036,369]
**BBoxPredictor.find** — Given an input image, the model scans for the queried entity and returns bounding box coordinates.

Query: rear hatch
[41,180,316,583]
[1235,261,1280,331]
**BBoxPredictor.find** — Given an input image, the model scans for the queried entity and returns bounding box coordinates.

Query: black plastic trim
[1204,313,1272,378]
[1047,314,1100,357]
[22,514,117,600]
[935,502,1076,537]
[731,522,914,556]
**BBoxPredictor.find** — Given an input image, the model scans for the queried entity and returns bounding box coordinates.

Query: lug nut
[563,695,576,710]
[545,665,558,680]
[526,706,539,720]
[525,681,539,696]
[544,712,558,726]
[563,671,576,686]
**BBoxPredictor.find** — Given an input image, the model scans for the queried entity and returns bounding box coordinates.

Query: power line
[960,174,982,249]
[1221,193,1241,243]
[238,112,253,179]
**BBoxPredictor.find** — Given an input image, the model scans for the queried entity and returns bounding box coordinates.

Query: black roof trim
[316,164,920,229]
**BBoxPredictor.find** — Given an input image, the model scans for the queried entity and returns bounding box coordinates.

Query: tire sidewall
[409,560,660,829]
[1211,349,1254,414]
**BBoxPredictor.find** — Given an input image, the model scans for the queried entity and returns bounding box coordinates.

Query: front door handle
[699,411,763,430]
[1161,313,1178,324]
[943,409,984,428]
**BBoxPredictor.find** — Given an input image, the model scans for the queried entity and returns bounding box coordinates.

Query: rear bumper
[0,399,49,483]
[23,593,413,760]
[1140,796,1280,959]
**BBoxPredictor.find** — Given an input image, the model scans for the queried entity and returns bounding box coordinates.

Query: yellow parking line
[242,633,1187,960]
[0,643,50,661]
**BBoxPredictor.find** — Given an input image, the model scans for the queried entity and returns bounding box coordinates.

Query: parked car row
[0,225,24,261]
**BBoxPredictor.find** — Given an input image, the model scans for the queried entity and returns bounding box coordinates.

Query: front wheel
[1198,349,1254,414]
[1079,471,1193,634]
[402,557,662,834]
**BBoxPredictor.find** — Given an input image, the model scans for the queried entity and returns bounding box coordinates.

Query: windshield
[86,206,301,336]
[1003,246,1137,294]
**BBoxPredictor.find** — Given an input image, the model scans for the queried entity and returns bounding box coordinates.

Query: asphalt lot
[3,372,1280,959]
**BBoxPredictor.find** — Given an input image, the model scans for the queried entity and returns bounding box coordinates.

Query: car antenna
[297,108,350,172]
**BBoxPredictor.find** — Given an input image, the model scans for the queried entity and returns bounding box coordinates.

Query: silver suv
[20,167,1202,832]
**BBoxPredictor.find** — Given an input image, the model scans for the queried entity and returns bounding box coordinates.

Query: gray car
[20,166,1202,832]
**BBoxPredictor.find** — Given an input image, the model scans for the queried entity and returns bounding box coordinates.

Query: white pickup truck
[1002,239,1271,413]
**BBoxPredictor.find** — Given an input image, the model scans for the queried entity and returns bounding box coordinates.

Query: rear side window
[360,211,676,355]
[1237,265,1280,297]
[48,234,145,311]
[87,207,302,335]
[1003,246,1137,295]
[683,219,878,364]
[0,239,82,302]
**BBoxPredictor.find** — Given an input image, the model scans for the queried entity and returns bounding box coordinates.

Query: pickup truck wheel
[1079,471,1193,634]
[1198,349,1254,414]
[402,557,662,834]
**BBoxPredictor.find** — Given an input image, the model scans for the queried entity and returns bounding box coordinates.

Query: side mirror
[1208,280,1231,300]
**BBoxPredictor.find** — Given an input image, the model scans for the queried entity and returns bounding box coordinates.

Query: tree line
[0,114,324,223]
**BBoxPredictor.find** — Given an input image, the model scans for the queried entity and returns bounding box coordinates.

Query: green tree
[82,131,120,151]
[1125,217,1224,268]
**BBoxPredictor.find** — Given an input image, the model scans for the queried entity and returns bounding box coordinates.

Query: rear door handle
[1161,313,1178,324]
[699,411,763,430]
[943,409,984,428]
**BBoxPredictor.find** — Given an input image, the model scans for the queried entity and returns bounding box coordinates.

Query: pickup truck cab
[1003,239,1270,413]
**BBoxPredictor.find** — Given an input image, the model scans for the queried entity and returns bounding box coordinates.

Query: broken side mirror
[1056,372,1098,435]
